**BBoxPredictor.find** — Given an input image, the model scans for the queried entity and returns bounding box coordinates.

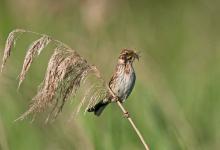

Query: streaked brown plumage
[87,49,139,116]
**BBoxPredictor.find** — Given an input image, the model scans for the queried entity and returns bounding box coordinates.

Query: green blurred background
[0,0,220,149]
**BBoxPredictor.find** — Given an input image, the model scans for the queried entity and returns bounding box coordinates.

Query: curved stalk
[107,86,150,150]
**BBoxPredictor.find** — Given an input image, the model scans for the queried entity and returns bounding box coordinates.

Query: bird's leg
[112,95,119,102]
[106,84,118,102]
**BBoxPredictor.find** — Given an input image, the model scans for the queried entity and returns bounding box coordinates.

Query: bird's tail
[87,100,109,116]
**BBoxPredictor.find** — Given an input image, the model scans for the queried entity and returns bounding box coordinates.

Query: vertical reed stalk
[116,101,150,150]
[107,86,150,150]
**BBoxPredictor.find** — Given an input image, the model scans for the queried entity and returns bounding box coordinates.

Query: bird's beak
[133,51,139,61]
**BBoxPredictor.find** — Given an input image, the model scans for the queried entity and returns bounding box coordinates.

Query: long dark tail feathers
[87,100,109,116]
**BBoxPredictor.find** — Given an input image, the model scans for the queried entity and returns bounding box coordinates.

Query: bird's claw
[112,96,119,102]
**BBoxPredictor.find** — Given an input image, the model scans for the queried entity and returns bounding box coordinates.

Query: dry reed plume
[1,29,106,122]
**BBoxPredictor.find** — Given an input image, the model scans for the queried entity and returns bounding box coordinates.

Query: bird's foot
[112,96,119,102]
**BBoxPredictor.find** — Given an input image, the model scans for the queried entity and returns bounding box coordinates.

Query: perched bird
[87,49,139,116]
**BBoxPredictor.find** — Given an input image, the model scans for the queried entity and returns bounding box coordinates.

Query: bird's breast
[113,65,135,101]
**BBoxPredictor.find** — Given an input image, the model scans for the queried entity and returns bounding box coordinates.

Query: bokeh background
[0,0,220,149]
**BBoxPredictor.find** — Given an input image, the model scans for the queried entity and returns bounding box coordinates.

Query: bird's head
[118,48,139,64]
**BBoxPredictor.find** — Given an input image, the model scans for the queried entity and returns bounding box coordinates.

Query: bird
[87,49,139,116]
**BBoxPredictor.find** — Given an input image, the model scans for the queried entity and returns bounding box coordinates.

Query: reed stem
[107,85,150,150]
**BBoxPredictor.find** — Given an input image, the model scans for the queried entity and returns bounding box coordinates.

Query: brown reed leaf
[18,35,51,88]
[1,29,25,72]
